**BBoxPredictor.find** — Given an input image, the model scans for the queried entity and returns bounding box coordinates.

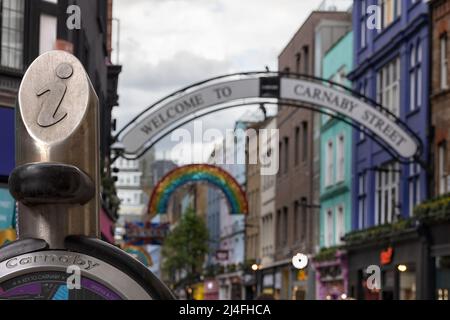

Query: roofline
[277,10,352,60]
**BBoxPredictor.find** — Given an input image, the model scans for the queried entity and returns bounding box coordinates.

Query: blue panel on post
[0,107,15,177]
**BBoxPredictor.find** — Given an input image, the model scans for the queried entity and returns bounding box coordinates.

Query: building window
[295,53,301,74]
[276,210,282,246]
[379,0,401,29]
[336,134,345,182]
[302,121,308,162]
[294,201,299,242]
[439,143,446,195]
[408,163,421,216]
[1,0,24,69]
[303,46,309,75]
[358,173,367,229]
[441,34,448,90]
[278,142,282,176]
[295,126,300,166]
[360,0,367,48]
[325,208,334,247]
[375,162,400,225]
[336,205,345,245]
[377,57,400,116]
[409,42,422,111]
[282,207,288,246]
[300,197,307,243]
[39,14,57,55]
[325,139,334,187]
[284,137,289,174]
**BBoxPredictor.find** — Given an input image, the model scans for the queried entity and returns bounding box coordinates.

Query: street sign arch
[114,72,422,163]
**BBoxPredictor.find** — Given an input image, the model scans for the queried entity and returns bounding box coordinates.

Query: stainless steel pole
[10,50,100,248]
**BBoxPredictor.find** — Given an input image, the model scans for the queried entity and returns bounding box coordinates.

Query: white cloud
[112,0,351,155]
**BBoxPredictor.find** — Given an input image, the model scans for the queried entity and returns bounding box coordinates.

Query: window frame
[358,173,367,229]
[377,57,401,117]
[408,162,421,216]
[438,143,447,195]
[409,42,422,112]
[336,134,345,182]
[440,33,448,90]
[335,204,345,245]
[375,162,400,225]
[0,0,25,70]
[325,139,334,187]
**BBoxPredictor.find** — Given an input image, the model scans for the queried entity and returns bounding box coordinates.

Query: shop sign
[119,76,420,161]
[297,270,307,281]
[215,250,229,261]
[380,247,393,265]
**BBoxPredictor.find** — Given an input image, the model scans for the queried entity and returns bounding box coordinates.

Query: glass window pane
[1,0,24,69]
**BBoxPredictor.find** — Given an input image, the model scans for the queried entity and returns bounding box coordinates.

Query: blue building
[347,0,430,300]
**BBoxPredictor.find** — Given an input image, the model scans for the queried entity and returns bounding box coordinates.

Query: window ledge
[431,88,450,99]
[374,17,401,41]
[406,107,421,118]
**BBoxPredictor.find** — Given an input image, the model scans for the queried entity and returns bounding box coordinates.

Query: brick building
[275,10,351,300]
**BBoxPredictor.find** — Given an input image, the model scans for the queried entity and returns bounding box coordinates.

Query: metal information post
[0,51,174,300]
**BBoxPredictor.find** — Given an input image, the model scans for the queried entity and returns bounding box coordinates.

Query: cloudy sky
[112,0,352,162]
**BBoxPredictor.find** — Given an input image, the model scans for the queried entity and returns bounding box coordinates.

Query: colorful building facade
[277,10,351,301]
[347,0,431,299]
[316,31,353,300]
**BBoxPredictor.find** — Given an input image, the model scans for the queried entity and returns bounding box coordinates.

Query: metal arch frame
[113,100,424,169]
[112,71,425,167]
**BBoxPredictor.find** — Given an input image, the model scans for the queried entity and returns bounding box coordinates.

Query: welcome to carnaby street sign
[116,73,420,161]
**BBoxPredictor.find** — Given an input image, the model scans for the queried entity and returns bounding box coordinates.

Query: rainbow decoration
[122,245,153,267]
[149,164,248,215]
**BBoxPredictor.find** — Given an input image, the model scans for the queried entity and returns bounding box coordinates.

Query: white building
[259,117,277,268]
[113,157,145,241]
[208,120,247,300]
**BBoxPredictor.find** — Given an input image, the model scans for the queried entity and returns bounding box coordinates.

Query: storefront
[243,272,257,300]
[346,229,428,300]
[430,222,450,300]
[203,278,219,300]
[217,271,243,300]
[192,282,205,300]
[314,250,348,300]
[257,260,315,300]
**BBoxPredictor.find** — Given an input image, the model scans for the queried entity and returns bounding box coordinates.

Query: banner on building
[123,221,170,245]
[117,74,421,161]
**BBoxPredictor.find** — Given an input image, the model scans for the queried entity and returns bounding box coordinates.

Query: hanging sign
[118,74,420,161]
[122,79,260,154]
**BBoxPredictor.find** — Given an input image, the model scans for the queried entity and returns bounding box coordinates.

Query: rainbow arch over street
[148,164,248,215]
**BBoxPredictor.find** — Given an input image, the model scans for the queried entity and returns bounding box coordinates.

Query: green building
[314,31,353,300]
[320,31,353,249]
